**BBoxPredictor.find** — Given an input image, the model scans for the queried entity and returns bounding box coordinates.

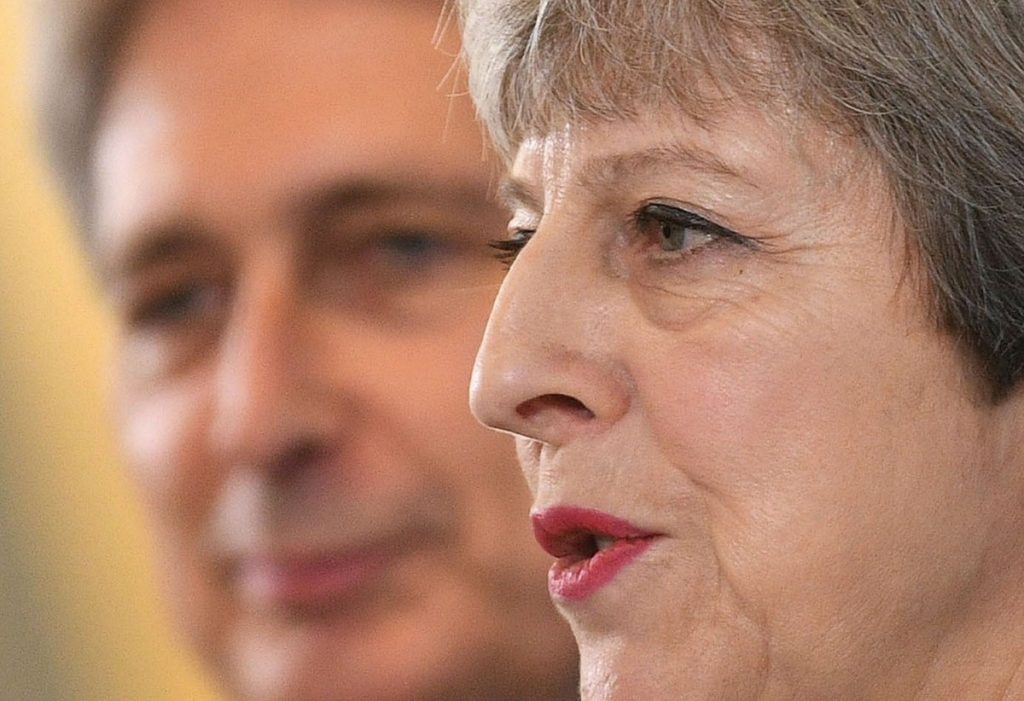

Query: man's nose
[209,261,314,469]
[470,217,631,448]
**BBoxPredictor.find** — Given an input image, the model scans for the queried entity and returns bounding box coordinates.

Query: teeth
[594,536,616,552]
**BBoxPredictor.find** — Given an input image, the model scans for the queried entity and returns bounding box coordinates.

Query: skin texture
[90,2,577,700]
[470,109,1024,700]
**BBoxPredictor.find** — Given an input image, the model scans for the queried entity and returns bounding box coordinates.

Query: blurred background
[0,1,219,698]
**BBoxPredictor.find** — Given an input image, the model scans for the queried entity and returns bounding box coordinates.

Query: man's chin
[216,578,486,701]
[223,631,472,701]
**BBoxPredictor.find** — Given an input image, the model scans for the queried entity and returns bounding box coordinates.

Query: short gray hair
[458,0,1024,402]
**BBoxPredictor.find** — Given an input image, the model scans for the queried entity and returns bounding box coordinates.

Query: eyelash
[490,203,753,268]
[490,233,533,269]
[128,280,224,331]
[633,203,753,257]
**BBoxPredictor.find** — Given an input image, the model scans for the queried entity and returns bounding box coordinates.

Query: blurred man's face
[90,1,576,699]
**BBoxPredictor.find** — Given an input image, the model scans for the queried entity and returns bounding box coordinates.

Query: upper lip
[212,499,457,564]
[224,541,391,582]
[234,547,376,569]
[215,517,451,586]
[222,526,434,570]
[222,532,434,609]
[531,506,662,561]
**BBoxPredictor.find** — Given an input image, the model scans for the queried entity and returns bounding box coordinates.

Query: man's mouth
[226,522,447,616]
[531,506,661,601]
[233,548,393,614]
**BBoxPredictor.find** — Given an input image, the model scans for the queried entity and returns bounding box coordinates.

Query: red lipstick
[531,506,660,601]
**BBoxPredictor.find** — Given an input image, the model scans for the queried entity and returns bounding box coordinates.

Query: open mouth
[531,507,661,601]
[538,529,621,560]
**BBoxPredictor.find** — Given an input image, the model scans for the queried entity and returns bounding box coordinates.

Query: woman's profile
[458,2,1024,698]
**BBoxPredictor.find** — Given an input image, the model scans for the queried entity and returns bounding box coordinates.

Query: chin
[211,583,505,701]
[572,611,770,701]
[222,631,454,701]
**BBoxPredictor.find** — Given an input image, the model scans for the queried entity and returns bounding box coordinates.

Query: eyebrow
[499,140,755,212]
[496,177,542,213]
[99,177,497,282]
[99,221,211,286]
[290,178,497,229]
[577,142,750,192]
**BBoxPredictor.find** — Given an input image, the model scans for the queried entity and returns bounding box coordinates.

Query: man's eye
[371,232,452,269]
[328,230,466,279]
[634,203,737,255]
[129,282,222,329]
[316,226,503,314]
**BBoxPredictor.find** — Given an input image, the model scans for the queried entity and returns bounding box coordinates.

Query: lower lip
[533,507,660,601]
[547,537,656,600]
[236,551,391,609]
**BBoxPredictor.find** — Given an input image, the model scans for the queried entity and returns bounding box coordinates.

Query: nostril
[268,439,331,482]
[516,393,595,421]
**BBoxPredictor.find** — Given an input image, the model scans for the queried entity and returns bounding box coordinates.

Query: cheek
[516,438,543,496]
[630,272,876,557]
[646,309,909,534]
[633,254,904,508]
[116,373,216,534]
[634,282,991,639]
[634,293,824,480]
[388,301,497,434]
[115,372,230,657]
[363,345,478,460]
[403,325,530,499]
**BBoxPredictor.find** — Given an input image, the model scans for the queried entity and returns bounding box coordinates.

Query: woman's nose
[470,220,631,448]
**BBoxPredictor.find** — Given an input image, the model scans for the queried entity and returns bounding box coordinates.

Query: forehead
[92,0,485,249]
[507,107,856,209]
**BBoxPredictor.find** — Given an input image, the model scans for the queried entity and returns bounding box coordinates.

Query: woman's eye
[490,228,535,268]
[635,203,746,257]
[651,219,714,253]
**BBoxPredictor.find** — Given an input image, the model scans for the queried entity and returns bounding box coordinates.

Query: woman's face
[470,109,1023,698]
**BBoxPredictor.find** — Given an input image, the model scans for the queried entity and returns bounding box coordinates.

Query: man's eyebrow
[99,221,210,284]
[576,142,751,192]
[289,178,496,227]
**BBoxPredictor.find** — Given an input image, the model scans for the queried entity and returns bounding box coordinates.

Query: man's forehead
[92,0,491,245]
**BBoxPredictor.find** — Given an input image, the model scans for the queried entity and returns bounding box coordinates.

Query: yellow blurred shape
[0,1,220,698]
